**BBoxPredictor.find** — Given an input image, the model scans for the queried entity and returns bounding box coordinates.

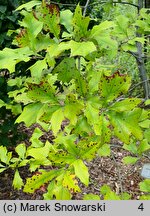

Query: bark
[135,0,150,99]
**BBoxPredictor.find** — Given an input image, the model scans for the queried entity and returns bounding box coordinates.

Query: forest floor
[0,124,149,200]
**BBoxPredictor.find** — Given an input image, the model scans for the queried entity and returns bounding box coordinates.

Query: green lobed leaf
[0,99,5,108]
[53,185,71,200]
[29,59,47,79]
[64,103,83,125]
[0,47,33,72]
[13,169,24,190]
[145,99,150,106]
[16,0,41,11]
[98,144,110,157]
[49,151,76,166]
[144,128,150,142]
[99,114,111,144]
[90,21,115,39]
[50,107,64,136]
[72,4,90,41]
[139,179,150,193]
[15,143,26,159]
[100,185,120,200]
[104,191,120,200]
[74,116,93,135]
[100,184,111,195]
[83,194,100,200]
[84,102,100,135]
[43,180,56,200]
[52,57,78,83]
[15,102,44,127]
[137,139,150,154]
[114,15,129,39]
[26,141,51,160]
[55,134,79,156]
[121,193,132,200]
[139,119,150,128]
[0,146,12,165]
[47,42,70,59]
[99,72,131,102]
[70,40,96,57]
[20,10,43,38]
[29,127,44,147]
[122,156,139,165]
[123,142,138,154]
[27,88,57,104]
[0,168,7,173]
[110,98,142,112]
[140,195,150,200]
[73,159,89,186]
[38,4,60,38]
[60,10,73,33]
[109,109,143,144]
[78,140,99,161]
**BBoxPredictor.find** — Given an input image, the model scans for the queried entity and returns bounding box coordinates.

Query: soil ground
[0,124,149,200]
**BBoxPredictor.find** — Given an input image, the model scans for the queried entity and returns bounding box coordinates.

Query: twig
[83,0,90,17]
[77,56,81,72]
[111,150,123,194]
[128,79,150,93]
[110,143,123,149]
[143,153,150,160]
[50,1,139,9]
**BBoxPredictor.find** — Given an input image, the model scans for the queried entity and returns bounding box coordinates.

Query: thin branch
[111,150,123,194]
[128,79,150,93]
[83,0,90,17]
[77,56,81,72]
[50,1,139,9]
[112,1,139,8]
[50,1,83,8]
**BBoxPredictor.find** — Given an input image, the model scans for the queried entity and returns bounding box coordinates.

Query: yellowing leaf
[24,170,61,193]
[63,173,80,193]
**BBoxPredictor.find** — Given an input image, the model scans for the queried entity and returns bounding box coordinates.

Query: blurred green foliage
[0,0,30,49]
[0,0,30,146]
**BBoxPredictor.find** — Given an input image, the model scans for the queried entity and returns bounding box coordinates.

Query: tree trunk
[135,0,150,99]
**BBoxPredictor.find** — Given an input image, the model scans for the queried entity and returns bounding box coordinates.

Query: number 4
[138,203,144,211]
